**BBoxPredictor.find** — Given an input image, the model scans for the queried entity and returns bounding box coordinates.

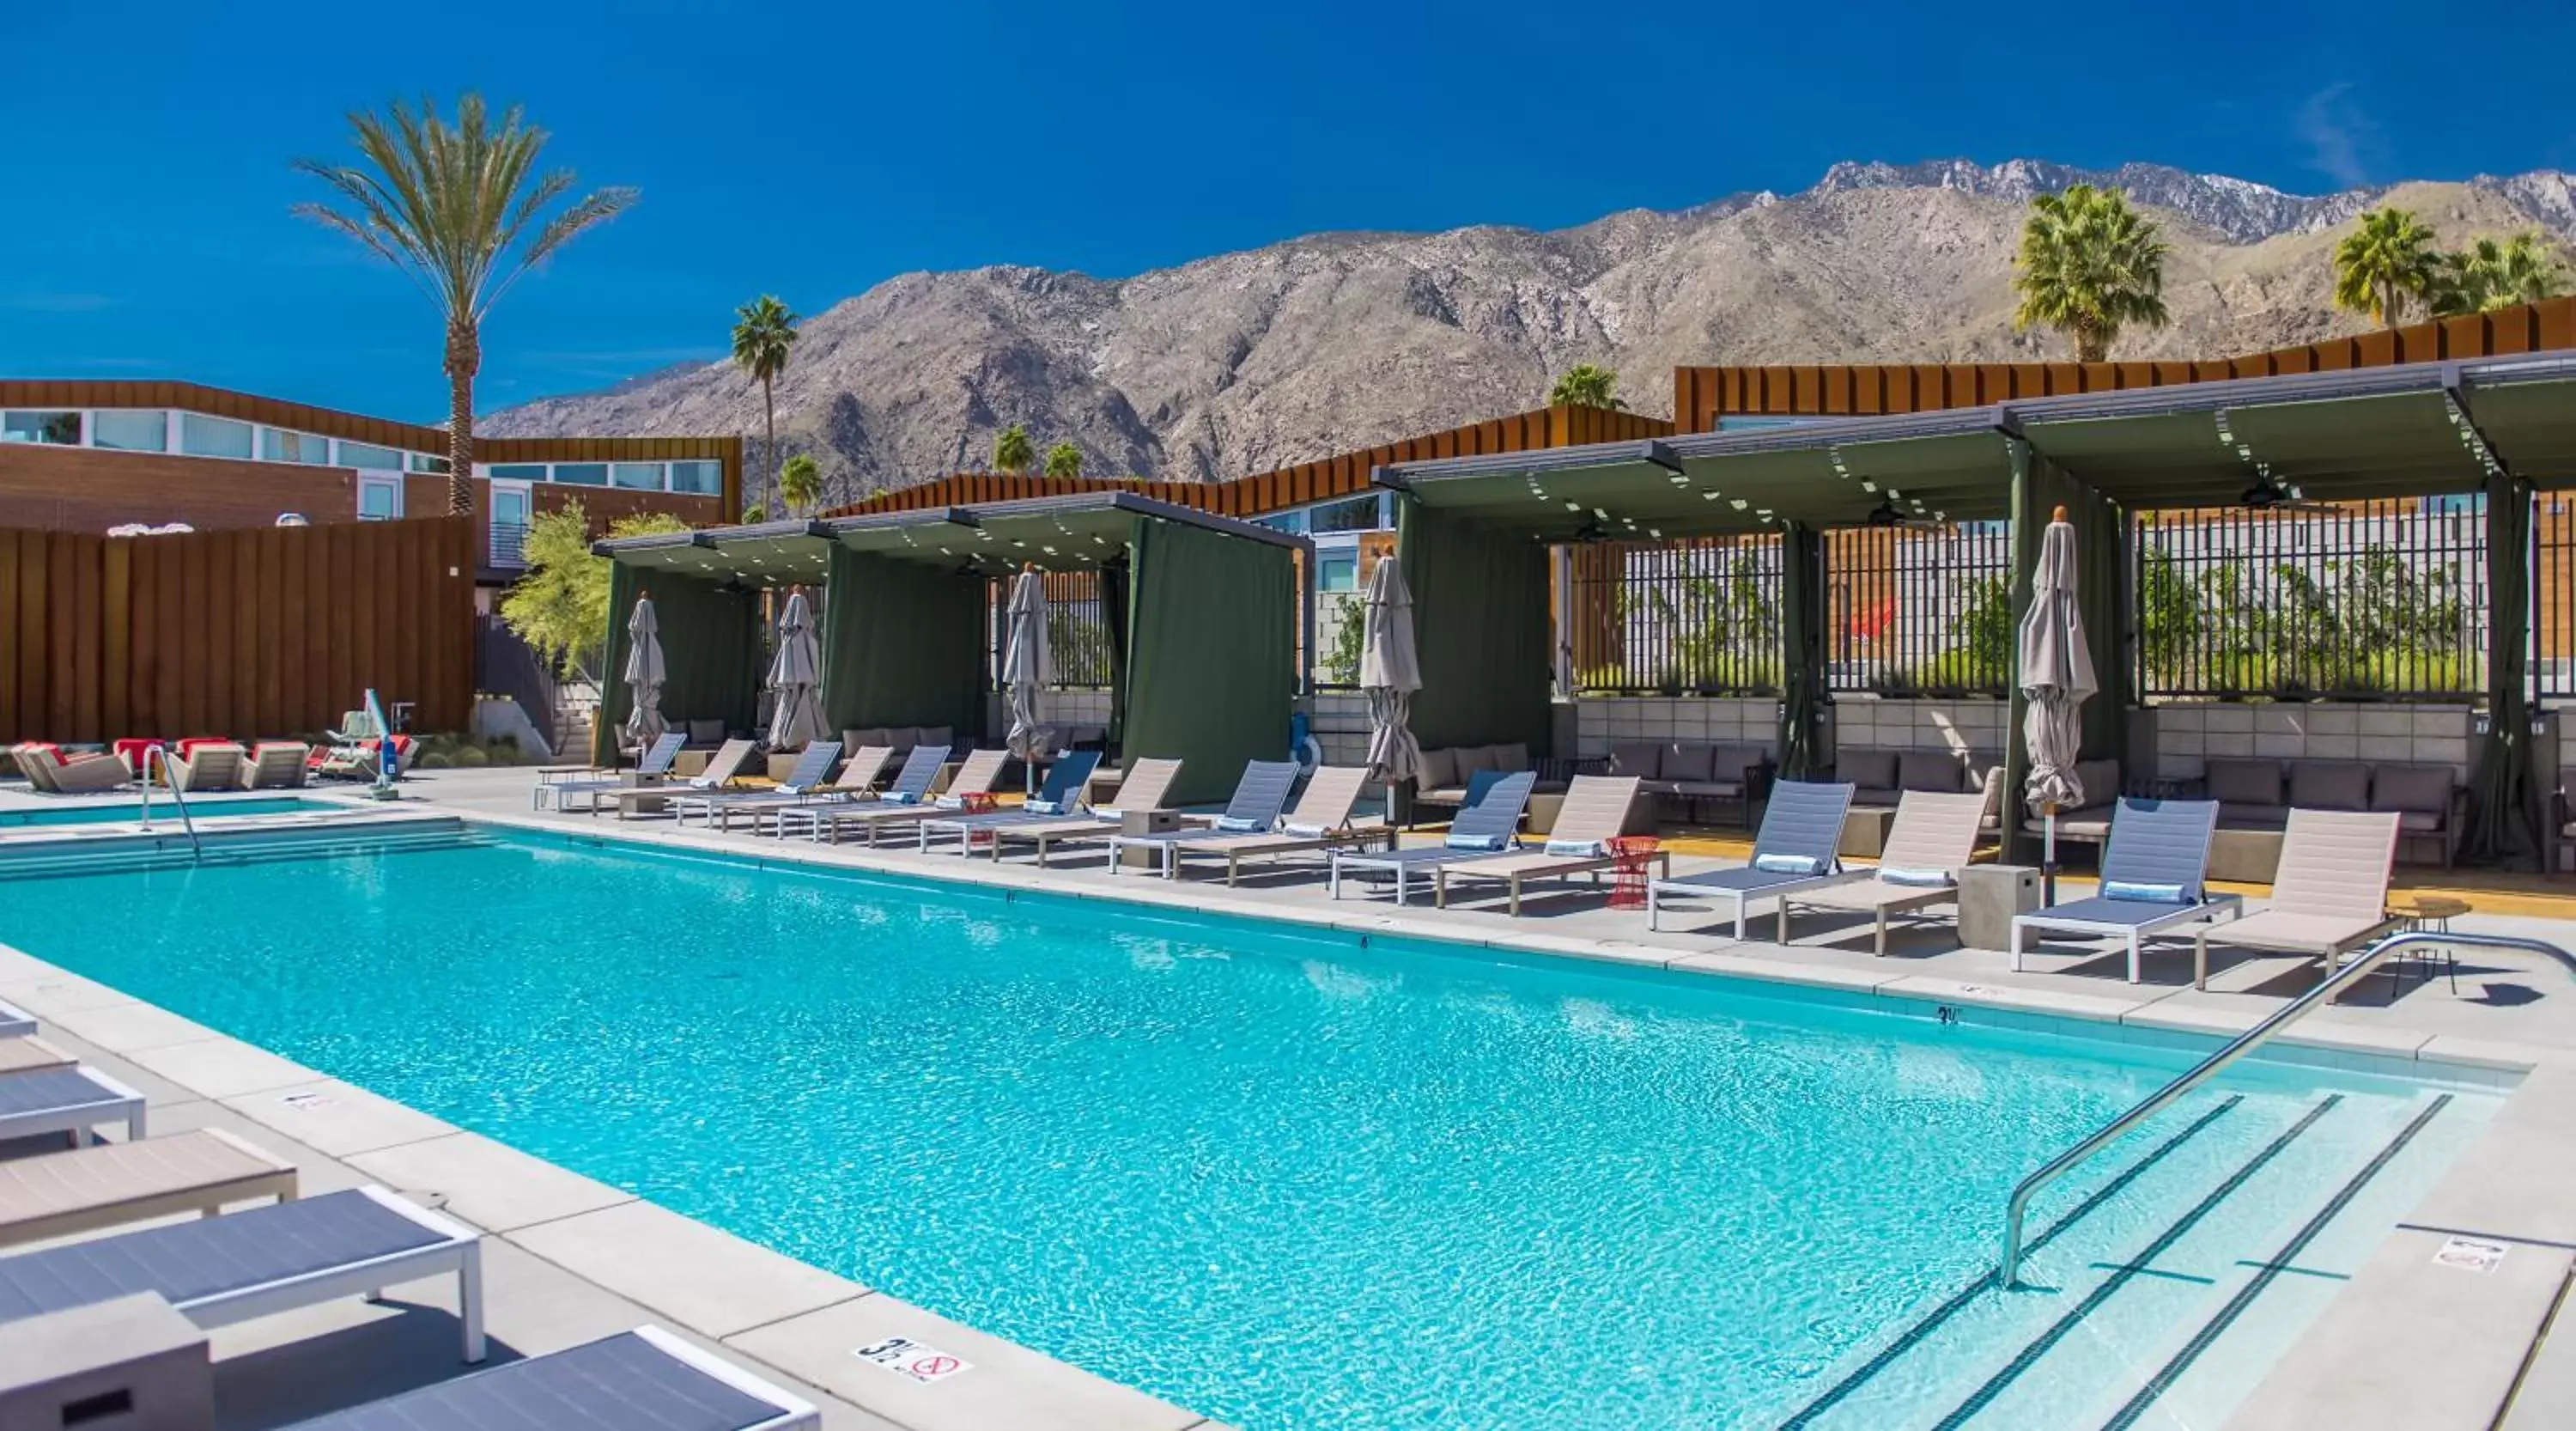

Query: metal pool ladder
[1997,929,2573,1287]
[136,743,204,861]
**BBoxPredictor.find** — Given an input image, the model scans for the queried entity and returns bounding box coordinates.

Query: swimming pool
[0,831,2496,1429]
[0,795,341,828]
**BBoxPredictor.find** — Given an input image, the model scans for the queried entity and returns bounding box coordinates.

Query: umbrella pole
[2043,803,2059,904]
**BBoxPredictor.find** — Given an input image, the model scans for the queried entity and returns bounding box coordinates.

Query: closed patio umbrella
[620,592,668,758]
[765,588,825,752]
[2018,505,2098,902]
[1003,567,1054,793]
[1361,555,1423,822]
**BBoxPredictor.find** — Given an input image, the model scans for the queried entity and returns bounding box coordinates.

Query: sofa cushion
[1898,750,1963,793]
[2072,758,2120,809]
[1659,743,1716,783]
[1609,741,1662,780]
[2288,760,2371,812]
[844,728,892,755]
[914,726,954,754]
[1482,742,1533,775]
[1838,749,1899,791]
[1708,745,1766,786]
[1452,745,1496,780]
[687,719,725,746]
[1415,746,1457,792]
[2204,758,2281,807]
[2218,805,2289,830]
[2371,764,2455,817]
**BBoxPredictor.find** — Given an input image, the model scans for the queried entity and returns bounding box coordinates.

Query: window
[261,429,331,464]
[179,413,255,459]
[668,460,722,496]
[1254,510,1309,536]
[1309,494,1388,534]
[337,441,404,471]
[357,481,400,519]
[551,463,608,487]
[488,464,547,483]
[1318,553,1359,592]
[89,410,167,452]
[408,452,451,475]
[2,411,80,445]
[611,461,664,490]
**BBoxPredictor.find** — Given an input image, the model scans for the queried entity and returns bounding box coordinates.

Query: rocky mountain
[479,160,2576,508]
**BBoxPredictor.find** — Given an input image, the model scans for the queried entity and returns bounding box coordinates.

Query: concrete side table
[1120,808,1180,868]
[0,1292,210,1429]
[1958,864,2040,951]
[1838,807,1897,859]
[2208,828,2284,884]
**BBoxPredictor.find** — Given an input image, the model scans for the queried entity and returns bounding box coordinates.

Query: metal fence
[1825,522,2014,696]
[2533,493,2576,703]
[2133,498,2486,701]
[1566,538,1783,695]
[987,572,1116,689]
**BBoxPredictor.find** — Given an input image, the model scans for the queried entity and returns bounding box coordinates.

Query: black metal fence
[987,573,1115,689]
[1825,522,2014,696]
[2133,498,2485,700]
[2532,493,2576,703]
[1567,538,1783,694]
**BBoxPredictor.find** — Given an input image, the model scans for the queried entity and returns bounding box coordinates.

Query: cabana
[595,493,1309,807]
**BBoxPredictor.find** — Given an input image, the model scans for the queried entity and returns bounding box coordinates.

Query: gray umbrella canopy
[1360,555,1423,784]
[765,589,826,751]
[2018,515,2099,814]
[620,594,668,750]
[1003,569,1054,765]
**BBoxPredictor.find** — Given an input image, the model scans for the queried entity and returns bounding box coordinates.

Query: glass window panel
[488,464,549,483]
[611,461,664,490]
[1318,555,1358,592]
[357,483,399,519]
[260,429,331,464]
[1308,494,1386,534]
[551,463,608,487]
[89,410,167,451]
[179,413,255,459]
[337,441,404,471]
[667,460,722,495]
[2,411,81,445]
[409,453,452,474]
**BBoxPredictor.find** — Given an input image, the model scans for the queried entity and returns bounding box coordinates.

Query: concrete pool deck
[3,764,2573,1428]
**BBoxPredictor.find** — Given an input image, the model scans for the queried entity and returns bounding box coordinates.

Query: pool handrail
[1997,928,2574,1287]
[137,742,203,860]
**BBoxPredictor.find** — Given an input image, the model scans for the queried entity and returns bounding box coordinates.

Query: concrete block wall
[1831,697,2008,761]
[1570,697,1777,758]
[2147,703,2475,781]
[1303,692,1376,768]
[979,688,1116,743]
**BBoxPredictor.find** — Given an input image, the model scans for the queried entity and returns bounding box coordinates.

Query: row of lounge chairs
[9,741,319,794]
[0,996,820,1428]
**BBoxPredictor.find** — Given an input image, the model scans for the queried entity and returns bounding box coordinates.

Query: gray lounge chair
[537,731,686,812]
[0,1065,146,1145]
[0,998,31,1039]
[975,758,1188,865]
[674,740,842,829]
[596,740,758,819]
[1328,770,1539,904]
[806,749,1007,846]
[1124,765,1391,884]
[1104,759,1303,876]
[916,751,1104,853]
[0,1184,484,1360]
[775,744,945,841]
[279,1324,818,1430]
[1430,775,1655,914]
[2012,797,2245,983]
[1644,780,1857,937]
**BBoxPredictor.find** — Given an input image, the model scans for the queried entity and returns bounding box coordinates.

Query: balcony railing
[487,520,529,569]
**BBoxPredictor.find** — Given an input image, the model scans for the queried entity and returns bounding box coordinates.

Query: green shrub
[453,746,489,768]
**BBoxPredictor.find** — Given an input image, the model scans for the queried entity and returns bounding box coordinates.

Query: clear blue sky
[6,0,2572,424]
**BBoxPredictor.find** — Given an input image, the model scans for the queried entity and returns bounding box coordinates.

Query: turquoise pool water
[0,831,2492,1429]
[0,795,338,828]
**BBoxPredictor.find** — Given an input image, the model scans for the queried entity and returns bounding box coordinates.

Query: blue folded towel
[1024,798,1066,816]
[1753,852,1822,875]
[1544,838,1607,857]
[1282,822,1329,839]
[1216,815,1268,833]
[2103,880,2187,903]
[1879,866,1952,888]
[1446,833,1511,852]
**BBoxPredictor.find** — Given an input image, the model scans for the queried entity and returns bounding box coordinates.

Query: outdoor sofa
[1607,740,1771,828]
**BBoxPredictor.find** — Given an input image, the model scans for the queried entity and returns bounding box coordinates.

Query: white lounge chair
[166,741,246,793]
[674,740,842,829]
[807,749,1008,846]
[538,730,687,811]
[1779,789,1990,954]
[1104,759,1303,876]
[975,758,1188,865]
[240,741,313,789]
[1429,775,1654,914]
[594,739,757,819]
[1102,764,1389,884]
[0,1127,297,1248]
[2192,808,2402,990]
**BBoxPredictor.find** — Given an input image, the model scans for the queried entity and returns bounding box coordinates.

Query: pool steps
[0,820,485,880]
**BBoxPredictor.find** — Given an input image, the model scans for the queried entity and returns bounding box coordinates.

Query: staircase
[554,679,601,764]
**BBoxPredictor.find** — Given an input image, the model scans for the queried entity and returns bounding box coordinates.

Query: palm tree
[2009,185,2171,362]
[778,454,822,516]
[993,424,1036,476]
[2333,207,2442,328]
[2433,232,2570,315]
[1042,441,1083,479]
[731,295,799,520]
[1548,364,1624,410]
[295,95,635,516]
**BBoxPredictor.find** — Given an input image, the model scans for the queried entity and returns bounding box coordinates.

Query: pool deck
[5,765,2574,1428]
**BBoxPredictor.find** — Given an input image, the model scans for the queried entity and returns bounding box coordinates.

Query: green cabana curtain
[1100,557,1131,752]
[593,561,762,764]
[1121,516,1297,806]
[1777,521,1827,777]
[1394,497,1552,755]
[2002,444,2128,861]
[818,545,987,736]
[2468,472,2537,862]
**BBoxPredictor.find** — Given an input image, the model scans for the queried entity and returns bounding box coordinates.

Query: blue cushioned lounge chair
[774,744,946,841]
[674,740,844,830]
[0,1063,146,1145]
[279,1324,818,1430]
[916,750,1106,852]
[1328,770,1537,904]
[535,730,686,812]
[1645,780,1856,938]
[2011,797,2244,983]
[0,997,32,1040]
[1105,759,1303,876]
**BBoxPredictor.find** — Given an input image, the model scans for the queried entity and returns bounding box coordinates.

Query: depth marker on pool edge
[855,1336,975,1384]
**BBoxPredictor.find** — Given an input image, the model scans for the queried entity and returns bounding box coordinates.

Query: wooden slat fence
[0,517,475,744]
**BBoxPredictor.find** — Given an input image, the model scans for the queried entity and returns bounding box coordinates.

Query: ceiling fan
[1863,495,1944,532]
[2238,469,2332,515]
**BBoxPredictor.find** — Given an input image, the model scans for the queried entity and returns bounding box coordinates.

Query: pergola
[594,492,1310,807]
[1375,352,2576,860]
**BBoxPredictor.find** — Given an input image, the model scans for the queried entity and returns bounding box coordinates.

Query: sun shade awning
[592,518,836,585]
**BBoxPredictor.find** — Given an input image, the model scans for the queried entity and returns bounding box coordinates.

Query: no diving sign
[854,1336,975,1385]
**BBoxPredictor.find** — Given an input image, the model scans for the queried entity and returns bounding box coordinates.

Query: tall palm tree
[2434,231,2569,314]
[993,424,1036,476]
[1042,441,1083,479]
[777,454,822,516]
[731,295,799,520]
[294,95,635,516]
[2009,185,2171,362]
[1548,364,1624,410]
[2333,207,2442,328]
